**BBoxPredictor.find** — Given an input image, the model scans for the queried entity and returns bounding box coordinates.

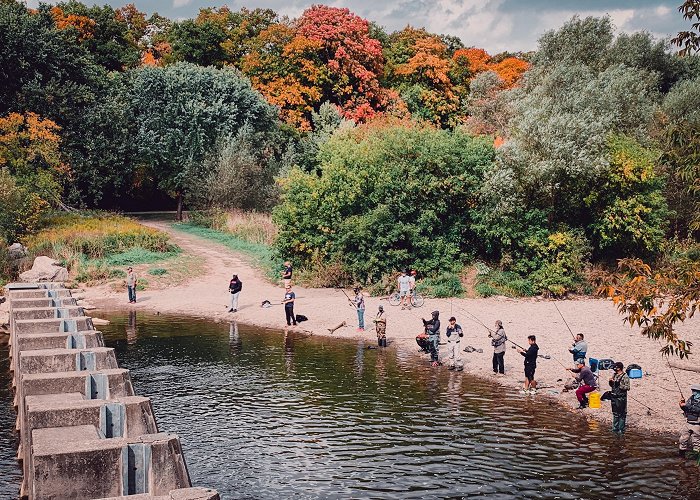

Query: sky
[25,0,690,53]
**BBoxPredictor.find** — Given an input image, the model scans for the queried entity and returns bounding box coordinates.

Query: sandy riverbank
[78,220,699,438]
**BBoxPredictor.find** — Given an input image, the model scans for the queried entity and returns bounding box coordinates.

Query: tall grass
[188,209,277,246]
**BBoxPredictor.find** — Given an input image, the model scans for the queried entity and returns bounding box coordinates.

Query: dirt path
[81,221,699,437]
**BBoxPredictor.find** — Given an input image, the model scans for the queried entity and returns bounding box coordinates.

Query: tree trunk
[176,192,183,221]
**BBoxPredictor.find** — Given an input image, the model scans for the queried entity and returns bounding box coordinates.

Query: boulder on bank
[8,243,27,259]
[19,256,69,283]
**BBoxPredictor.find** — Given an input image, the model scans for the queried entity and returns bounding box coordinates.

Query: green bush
[475,282,499,297]
[148,268,168,276]
[104,248,179,266]
[527,228,591,297]
[273,122,496,281]
[476,269,535,297]
[416,272,464,298]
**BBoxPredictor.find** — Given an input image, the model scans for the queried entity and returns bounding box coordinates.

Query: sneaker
[529,388,537,395]
[447,366,455,370]
[228,309,234,312]
[431,361,439,367]
[233,309,237,313]
[401,307,405,310]
[357,328,365,332]
[519,389,528,394]
[456,367,464,372]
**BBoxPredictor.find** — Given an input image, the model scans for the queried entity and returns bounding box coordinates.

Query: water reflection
[2,311,693,500]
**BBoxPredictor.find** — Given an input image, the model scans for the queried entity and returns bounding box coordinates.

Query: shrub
[527,228,591,297]
[416,272,464,298]
[148,268,168,276]
[476,268,535,297]
[273,121,496,281]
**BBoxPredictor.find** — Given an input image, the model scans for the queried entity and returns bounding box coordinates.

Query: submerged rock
[19,256,69,283]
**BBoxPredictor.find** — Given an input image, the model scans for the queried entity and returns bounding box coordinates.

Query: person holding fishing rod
[353,287,366,332]
[568,333,588,362]
[516,335,539,394]
[567,359,597,409]
[604,362,630,433]
[422,311,441,367]
[489,320,507,375]
[678,384,700,457]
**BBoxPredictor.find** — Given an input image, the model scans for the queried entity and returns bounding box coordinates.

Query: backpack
[295,314,308,322]
[597,359,615,370]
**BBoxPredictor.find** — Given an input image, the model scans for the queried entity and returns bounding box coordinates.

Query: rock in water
[19,256,69,282]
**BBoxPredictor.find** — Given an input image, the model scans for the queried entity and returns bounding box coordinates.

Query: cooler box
[628,368,643,379]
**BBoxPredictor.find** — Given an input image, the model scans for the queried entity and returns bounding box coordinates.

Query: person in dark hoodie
[423,311,441,367]
[517,335,539,394]
[228,274,242,313]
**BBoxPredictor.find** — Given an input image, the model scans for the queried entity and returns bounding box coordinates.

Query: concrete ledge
[19,347,118,374]
[14,317,94,334]
[9,298,78,309]
[21,368,135,400]
[99,487,220,500]
[14,331,104,352]
[12,306,86,321]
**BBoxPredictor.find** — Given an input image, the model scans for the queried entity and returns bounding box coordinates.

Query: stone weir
[4,282,219,500]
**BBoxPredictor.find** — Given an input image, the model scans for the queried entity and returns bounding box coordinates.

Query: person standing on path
[568,359,597,409]
[353,287,365,331]
[126,267,137,304]
[490,320,507,374]
[678,384,700,457]
[228,274,242,313]
[517,336,539,393]
[398,270,411,310]
[282,261,293,288]
[569,334,588,362]
[607,362,630,433]
[374,305,387,347]
[423,310,441,367]
[283,285,296,326]
[445,316,464,371]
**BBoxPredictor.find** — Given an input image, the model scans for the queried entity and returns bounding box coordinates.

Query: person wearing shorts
[518,335,539,393]
[397,269,411,310]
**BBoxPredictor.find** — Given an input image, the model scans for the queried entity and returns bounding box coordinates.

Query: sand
[80,220,699,437]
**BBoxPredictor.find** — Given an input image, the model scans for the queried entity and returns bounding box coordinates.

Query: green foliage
[0,170,50,243]
[585,135,668,256]
[475,269,534,297]
[527,229,591,297]
[129,62,279,211]
[102,248,179,267]
[416,272,464,298]
[169,18,227,67]
[148,268,168,276]
[273,123,496,281]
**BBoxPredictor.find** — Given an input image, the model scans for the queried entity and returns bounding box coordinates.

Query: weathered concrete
[3,282,218,499]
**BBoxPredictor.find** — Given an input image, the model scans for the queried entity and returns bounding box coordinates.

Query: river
[1,312,699,499]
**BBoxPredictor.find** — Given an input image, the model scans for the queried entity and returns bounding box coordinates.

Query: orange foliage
[493,136,505,148]
[453,48,491,75]
[50,6,95,41]
[141,41,171,67]
[0,112,67,175]
[490,57,529,88]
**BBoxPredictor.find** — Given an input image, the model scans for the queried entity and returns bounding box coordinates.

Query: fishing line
[336,287,356,308]
[628,394,656,415]
[553,301,577,341]
[667,359,685,400]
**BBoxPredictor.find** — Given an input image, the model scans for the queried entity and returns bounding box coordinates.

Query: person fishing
[568,333,588,362]
[374,305,387,347]
[517,335,538,394]
[606,362,630,433]
[353,287,366,332]
[423,311,441,367]
[283,285,296,326]
[568,359,597,409]
[678,384,700,457]
[228,274,242,313]
[445,316,464,371]
[489,320,507,375]
[281,261,293,287]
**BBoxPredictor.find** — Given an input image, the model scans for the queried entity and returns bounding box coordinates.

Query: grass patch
[474,265,535,298]
[173,222,277,279]
[417,272,464,298]
[148,268,168,276]
[103,247,180,267]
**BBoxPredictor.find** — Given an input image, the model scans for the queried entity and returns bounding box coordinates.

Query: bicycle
[388,290,425,308]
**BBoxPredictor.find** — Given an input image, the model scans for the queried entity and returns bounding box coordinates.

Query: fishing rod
[553,301,577,341]
[628,394,655,416]
[667,359,685,400]
[336,287,356,308]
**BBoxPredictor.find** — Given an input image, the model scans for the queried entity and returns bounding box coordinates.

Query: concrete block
[8,289,71,300]
[98,487,220,500]
[12,306,85,321]
[31,430,192,500]
[14,331,104,352]
[14,317,94,334]
[9,297,77,309]
[21,368,135,400]
[19,347,118,374]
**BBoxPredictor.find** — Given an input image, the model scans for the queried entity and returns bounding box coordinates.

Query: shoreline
[76,220,698,439]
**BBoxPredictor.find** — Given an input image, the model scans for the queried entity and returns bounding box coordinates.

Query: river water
[1,312,699,499]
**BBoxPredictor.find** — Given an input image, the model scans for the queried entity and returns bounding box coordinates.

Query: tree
[129,62,278,220]
[168,18,227,67]
[297,5,385,122]
[672,0,700,56]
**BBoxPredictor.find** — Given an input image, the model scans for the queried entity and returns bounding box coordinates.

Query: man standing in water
[423,311,441,367]
[490,320,507,375]
[228,274,242,313]
[374,305,387,347]
[607,362,630,433]
[283,285,296,326]
[517,335,538,394]
[678,384,700,457]
[445,316,464,371]
[126,267,137,303]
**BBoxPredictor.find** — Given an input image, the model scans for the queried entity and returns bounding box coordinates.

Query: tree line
[1,1,699,329]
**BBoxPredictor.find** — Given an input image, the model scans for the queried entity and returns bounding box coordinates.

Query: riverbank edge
[88,302,682,444]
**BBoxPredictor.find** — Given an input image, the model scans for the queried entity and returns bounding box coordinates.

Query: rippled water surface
[2,312,700,499]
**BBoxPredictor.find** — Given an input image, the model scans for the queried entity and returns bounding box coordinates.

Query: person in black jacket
[517,335,539,393]
[228,274,242,312]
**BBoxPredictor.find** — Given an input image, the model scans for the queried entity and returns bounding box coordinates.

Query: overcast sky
[26,0,689,53]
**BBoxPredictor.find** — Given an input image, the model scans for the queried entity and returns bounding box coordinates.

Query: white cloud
[172,0,193,8]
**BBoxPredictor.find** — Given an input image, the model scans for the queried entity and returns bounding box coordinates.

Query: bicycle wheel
[411,293,425,308]
[388,293,401,306]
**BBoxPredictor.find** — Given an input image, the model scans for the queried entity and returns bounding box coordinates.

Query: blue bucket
[628,368,643,379]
